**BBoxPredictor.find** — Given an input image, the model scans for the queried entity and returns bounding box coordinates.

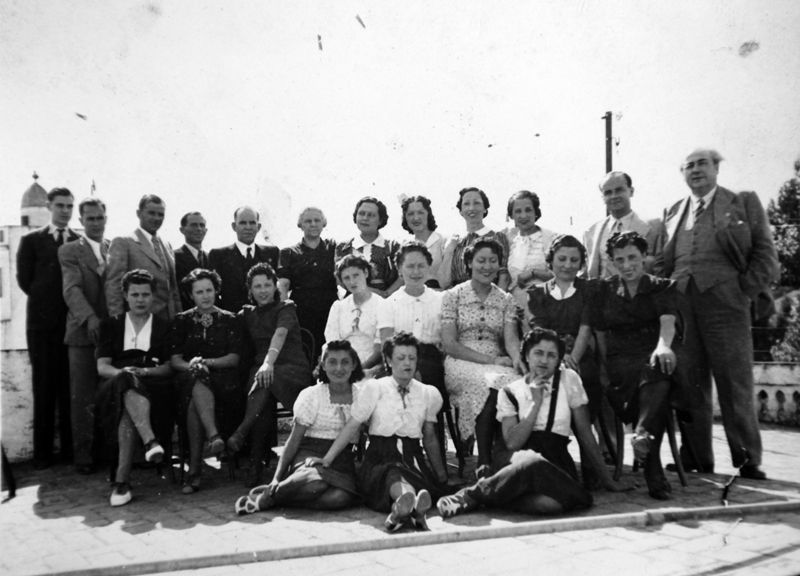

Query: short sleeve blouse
[293,382,361,442]
[495,369,588,437]
[350,377,443,438]
[441,282,517,344]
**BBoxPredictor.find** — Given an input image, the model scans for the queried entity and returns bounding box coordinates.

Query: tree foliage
[767,177,800,288]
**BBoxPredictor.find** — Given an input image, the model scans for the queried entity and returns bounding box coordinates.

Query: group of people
[16,147,778,530]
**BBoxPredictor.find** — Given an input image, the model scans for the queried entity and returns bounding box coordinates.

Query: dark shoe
[384,492,415,532]
[666,462,714,474]
[437,489,478,518]
[740,465,767,480]
[207,435,225,456]
[75,464,94,475]
[182,473,201,495]
[227,433,244,454]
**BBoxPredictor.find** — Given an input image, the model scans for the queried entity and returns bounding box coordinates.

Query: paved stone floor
[2,423,799,576]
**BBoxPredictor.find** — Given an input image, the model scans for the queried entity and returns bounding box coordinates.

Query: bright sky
[2,0,799,250]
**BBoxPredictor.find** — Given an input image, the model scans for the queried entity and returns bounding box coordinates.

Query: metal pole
[603,111,613,172]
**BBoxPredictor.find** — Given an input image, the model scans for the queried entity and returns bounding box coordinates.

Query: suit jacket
[16,226,80,331]
[583,211,664,279]
[59,236,110,346]
[655,186,779,310]
[105,229,181,319]
[208,243,279,313]
[174,244,207,310]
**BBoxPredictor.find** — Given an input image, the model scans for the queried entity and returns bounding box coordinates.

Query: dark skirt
[178,368,244,439]
[358,434,448,512]
[606,353,671,423]
[97,370,175,453]
[493,430,578,482]
[284,436,359,496]
[247,363,312,411]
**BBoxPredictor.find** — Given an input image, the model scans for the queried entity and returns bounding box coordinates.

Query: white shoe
[110,483,132,507]
[144,441,164,463]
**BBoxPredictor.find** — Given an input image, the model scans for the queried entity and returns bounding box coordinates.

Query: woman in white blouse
[324,254,385,376]
[312,332,449,532]
[437,328,629,519]
[96,269,174,507]
[234,340,363,514]
[504,190,555,309]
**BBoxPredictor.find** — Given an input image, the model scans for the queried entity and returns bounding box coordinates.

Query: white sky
[2,0,799,249]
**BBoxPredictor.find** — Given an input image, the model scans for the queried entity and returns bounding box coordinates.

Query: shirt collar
[235,240,256,256]
[469,226,491,238]
[49,224,71,237]
[353,234,386,250]
[183,244,200,259]
[83,234,101,250]
[611,211,635,229]
[692,186,717,208]
[138,227,154,242]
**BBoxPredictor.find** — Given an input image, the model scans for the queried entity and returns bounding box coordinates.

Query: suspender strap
[544,368,561,433]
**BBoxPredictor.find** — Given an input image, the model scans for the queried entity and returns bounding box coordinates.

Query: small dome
[21,172,47,209]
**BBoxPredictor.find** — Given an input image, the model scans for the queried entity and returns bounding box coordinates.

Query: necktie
[100,242,108,264]
[611,220,623,236]
[694,198,706,221]
[56,229,65,246]
[199,250,207,268]
[246,247,253,262]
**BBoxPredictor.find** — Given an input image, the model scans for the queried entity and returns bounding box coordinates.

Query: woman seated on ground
[234,340,363,515]
[313,332,449,532]
[170,268,242,495]
[439,187,510,289]
[527,234,603,485]
[592,231,678,500]
[324,254,385,376]
[437,328,629,519]
[228,263,313,487]
[400,195,446,287]
[441,238,520,473]
[335,196,402,297]
[96,269,174,507]
[504,190,555,309]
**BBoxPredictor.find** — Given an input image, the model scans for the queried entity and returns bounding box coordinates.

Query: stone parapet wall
[1,350,34,462]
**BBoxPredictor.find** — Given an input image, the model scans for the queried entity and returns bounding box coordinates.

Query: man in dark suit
[656,149,779,480]
[16,187,80,468]
[58,197,110,473]
[174,211,208,310]
[105,194,181,320]
[208,206,279,313]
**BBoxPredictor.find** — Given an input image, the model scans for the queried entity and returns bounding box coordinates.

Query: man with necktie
[656,149,778,480]
[583,171,664,279]
[174,211,208,310]
[105,194,181,319]
[58,197,110,473]
[17,187,80,468]
[208,206,279,313]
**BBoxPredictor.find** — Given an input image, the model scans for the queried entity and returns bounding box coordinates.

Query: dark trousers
[676,279,762,468]
[465,450,592,514]
[27,330,71,463]
[68,346,98,467]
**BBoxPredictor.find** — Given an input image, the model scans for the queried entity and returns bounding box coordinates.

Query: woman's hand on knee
[649,345,676,375]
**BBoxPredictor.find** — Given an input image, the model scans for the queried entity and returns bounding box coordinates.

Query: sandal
[234,495,260,516]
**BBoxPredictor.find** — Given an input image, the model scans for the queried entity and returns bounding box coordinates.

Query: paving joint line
[39,499,800,576]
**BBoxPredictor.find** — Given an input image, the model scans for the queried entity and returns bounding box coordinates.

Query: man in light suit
[584,171,664,279]
[105,194,181,319]
[174,211,208,310]
[58,197,109,473]
[17,187,80,468]
[208,206,279,313]
[656,149,778,480]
